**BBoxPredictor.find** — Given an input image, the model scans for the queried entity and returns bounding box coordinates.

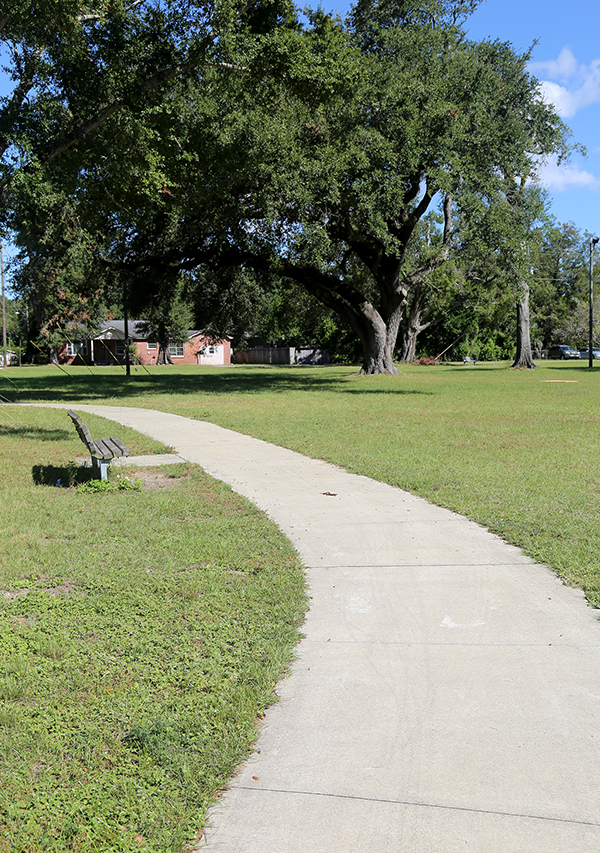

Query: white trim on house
[66,342,88,357]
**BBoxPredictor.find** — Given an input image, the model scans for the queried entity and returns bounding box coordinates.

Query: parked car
[578,348,600,360]
[547,345,581,360]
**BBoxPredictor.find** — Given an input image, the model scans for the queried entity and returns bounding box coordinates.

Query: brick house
[59,320,231,366]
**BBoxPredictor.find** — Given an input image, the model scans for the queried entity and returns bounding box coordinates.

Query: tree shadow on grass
[444,365,510,372]
[8,366,435,403]
[341,387,431,395]
[0,426,71,441]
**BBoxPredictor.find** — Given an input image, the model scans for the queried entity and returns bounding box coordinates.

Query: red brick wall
[136,336,231,365]
[59,336,231,366]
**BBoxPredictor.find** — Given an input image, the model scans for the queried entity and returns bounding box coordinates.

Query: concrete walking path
[30,404,600,851]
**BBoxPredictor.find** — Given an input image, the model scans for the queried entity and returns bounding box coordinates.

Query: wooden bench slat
[92,438,118,459]
[101,437,121,457]
[100,437,125,457]
[109,437,131,457]
[78,424,94,444]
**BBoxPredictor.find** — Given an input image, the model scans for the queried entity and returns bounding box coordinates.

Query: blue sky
[466,0,600,239]
[322,0,600,239]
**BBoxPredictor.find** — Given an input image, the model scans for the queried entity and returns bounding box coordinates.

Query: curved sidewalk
[33,404,600,851]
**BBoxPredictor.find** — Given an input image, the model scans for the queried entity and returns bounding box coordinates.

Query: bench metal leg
[92,457,109,481]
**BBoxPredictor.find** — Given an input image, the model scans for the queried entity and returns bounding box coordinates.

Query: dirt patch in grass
[1,580,83,600]
[37,578,84,596]
[1,588,29,601]
[133,470,187,491]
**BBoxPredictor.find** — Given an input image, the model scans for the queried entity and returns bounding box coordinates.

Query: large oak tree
[101,0,570,372]
[5,0,571,373]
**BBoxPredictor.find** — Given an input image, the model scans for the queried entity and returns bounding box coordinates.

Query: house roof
[93,320,147,340]
[89,322,229,342]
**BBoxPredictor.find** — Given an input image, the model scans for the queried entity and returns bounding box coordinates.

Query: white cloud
[529,47,579,81]
[537,81,574,118]
[536,159,600,192]
[528,48,600,118]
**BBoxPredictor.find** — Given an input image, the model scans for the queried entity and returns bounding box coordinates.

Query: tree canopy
[1,0,261,350]
[3,0,574,370]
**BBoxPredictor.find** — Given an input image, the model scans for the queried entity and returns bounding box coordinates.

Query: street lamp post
[15,311,20,366]
[590,237,599,369]
[1,243,6,351]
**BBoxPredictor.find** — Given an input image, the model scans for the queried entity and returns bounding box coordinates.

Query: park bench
[67,409,131,480]
[462,356,477,365]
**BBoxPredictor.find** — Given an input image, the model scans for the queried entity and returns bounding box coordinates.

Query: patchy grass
[0,406,307,852]
[3,361,600,605]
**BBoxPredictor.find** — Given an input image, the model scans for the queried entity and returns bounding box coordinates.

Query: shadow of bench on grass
[33,454,188,488]
[32,463,96,488]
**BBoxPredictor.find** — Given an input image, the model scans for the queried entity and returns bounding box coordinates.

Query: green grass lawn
[0,405,307,852]
[3,359,600,607]
[2,359,600,848]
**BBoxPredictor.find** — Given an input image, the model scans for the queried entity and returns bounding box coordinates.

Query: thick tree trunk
[382,302,403,372]
[512,281,535,369]
[157,340,173,364]
[358,302,400,374]
[399,285,429,363]
[401,326,418,363]
[272,259,405,375]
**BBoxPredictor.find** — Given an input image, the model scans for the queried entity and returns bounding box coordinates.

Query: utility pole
[124,303,130,377]
[1,243,6,350]
[123,275,130,377]
[590,237,599,369]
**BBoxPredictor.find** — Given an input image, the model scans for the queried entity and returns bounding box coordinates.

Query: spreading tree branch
[45,34,215,163]
[78,0,149,23]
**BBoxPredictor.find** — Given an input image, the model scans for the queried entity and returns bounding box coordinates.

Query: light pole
[1,243,6,351]
[14,311,21,366]
[590,237,599,369]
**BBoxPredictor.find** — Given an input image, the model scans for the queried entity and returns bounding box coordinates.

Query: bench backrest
[67,410,106,459]
[67,410,131,460]
[68,410,93,446]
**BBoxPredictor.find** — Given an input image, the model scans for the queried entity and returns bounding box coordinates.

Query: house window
[66,342,87,357]
[116,343,126,357]
[147,341,157,350]
[169,342,184,357]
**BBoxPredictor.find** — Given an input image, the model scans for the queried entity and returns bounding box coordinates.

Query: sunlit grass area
[0,405,307,852]
[3,360,600,605]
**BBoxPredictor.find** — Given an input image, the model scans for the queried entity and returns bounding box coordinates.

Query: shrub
[77,476,142,494]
